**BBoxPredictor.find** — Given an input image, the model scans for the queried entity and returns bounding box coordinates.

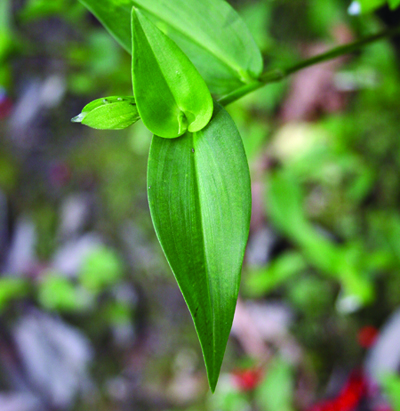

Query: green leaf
[131,8,213,138]
[245,252,307,297]
[353,0,386,13]
[255,358,294,411]
[0,0,11,32]
[19,0,68,22]
[132,0,263,95]
[0,278,28,312]
[380,373,400,410]
[71,96,140,130]
[388,0,400,9]
[38,274,82,312]
[267,172,375,308]
[78,0,263,95]
[80,246,124,292]
[0,0,13,63]
[147,103,251,390]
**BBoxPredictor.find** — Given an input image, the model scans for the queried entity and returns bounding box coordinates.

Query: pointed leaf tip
[148,103,251,390]
[71,113,85,123]
[72,96,140,130]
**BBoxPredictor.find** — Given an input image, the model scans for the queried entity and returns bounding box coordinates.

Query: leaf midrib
[192,132,217,388]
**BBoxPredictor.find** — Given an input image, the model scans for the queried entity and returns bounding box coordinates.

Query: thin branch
[218,25,400,107]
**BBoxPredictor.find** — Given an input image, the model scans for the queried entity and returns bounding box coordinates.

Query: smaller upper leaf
[78,0,263,95]
[71,96,140,130]
[131,8,213,138]
[132,0,263,95]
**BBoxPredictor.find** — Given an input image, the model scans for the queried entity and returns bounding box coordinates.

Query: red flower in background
[231,367,263,391]
[358,326,379,349]
[308,371,366,411]
[308,369,394,411]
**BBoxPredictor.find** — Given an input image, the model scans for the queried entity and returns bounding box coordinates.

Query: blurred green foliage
[38,273,85,312]
[18,0,84,23]
[0,278,29,312]
[356,0,400,13]
[255,358,294,411]
[80,246,124,292]
[380,373,400,409]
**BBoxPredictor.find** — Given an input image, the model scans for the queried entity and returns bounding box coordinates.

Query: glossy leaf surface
[131,8,213,138]
[72,96,140,130]
[79,0,263,95]
[147,104,251,390]
[132,0,263,95]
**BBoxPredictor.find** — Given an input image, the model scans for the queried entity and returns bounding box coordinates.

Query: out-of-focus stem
[219,25,400,106]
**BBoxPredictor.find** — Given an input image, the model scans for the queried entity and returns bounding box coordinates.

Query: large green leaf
[147,103,251,390]
[131,8,213,138]
[78,0,263,95]
[132,0,263,95]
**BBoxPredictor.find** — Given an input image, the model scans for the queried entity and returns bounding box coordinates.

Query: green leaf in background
[131,8,213,138]
[19,0,85,23]
[78,0,132,53]
[132,0,263,95]
[267,171,344,274]
[245,252,307,297]
[72,96,140,130]
[267,171,375,308]
[19,0,68,22]
[288,277,333,317]
[359,0,386,12]
[255,357,294,411]
[349,0,399,13]
[388,0,400,8]
[38,274,84,312]
[239,1,273,53]
[80,246,124,292]
[380,373,400,410]
[78,0,263,95]
[147,103,251,390]
[0,278,28,312]
[0,0,10,34]
[0,0,13,72]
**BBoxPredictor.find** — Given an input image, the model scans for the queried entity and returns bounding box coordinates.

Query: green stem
[219,25,400,107]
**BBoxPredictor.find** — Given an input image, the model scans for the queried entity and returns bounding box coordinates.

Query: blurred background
[1,0,400,410]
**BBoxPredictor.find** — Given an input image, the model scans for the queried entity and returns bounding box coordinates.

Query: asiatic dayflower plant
[73,0,261,391]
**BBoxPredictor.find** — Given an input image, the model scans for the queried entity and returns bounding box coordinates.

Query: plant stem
[218,25,400,107]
